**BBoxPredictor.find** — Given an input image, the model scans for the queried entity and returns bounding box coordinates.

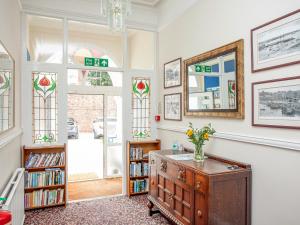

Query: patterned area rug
[24,195,170,225]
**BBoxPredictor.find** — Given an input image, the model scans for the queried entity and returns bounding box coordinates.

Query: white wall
[0,0,22,191]
[128,30,155,70]
[157,0,300,225]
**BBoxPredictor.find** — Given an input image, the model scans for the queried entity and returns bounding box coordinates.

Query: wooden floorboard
[68,178,122,201]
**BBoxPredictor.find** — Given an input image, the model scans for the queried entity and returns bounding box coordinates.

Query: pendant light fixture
[100,0,132,32]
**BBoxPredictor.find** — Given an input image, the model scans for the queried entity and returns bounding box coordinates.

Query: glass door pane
[67,94,104,181]
[106,96,122,177]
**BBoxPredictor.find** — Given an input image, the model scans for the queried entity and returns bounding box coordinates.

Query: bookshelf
[22,144,67,210]
[127,139,160,197]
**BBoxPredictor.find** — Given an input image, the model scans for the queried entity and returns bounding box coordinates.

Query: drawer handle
[197,210,202,217]
[195,181,202,189]
[160,160,167,172]
[177,168,186,182]
[168,193,174,201]
[151,180,155,185]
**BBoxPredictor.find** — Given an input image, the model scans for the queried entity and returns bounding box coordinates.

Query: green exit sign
[84,57,109,67]
[195,65,212,73]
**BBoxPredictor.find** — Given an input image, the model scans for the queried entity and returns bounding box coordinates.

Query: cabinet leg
[147,200,154,216]
[147,200,159,216]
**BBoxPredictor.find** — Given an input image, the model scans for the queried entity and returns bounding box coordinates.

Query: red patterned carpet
[24,195,170,225]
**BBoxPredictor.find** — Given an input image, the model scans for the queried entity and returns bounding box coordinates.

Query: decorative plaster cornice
[21,1,158,31]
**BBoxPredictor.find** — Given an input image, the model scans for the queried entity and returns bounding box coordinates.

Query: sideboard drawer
[194,174,208,194]
[157,157,193,186]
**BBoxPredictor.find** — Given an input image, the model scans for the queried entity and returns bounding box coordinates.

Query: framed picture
[164,93,182,121]
[252,76,300,129]
[164,58,181,88]
[251,9,300,72]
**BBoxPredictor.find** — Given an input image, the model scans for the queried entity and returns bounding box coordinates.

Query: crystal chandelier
[100,0,132,32]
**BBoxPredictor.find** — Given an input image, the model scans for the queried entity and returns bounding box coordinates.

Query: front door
[67,69,123,182]
[67,93,105,181]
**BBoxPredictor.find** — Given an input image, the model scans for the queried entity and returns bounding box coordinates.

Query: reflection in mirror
[188,51,236,111]
[0,41,14,133]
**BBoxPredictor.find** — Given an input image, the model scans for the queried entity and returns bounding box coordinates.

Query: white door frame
[68,83,122,179]
[21,11,158,196]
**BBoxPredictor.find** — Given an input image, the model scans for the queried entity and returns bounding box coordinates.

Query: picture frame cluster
[162,9,300,130]
[251,9,300,129]
[163,58,182,121]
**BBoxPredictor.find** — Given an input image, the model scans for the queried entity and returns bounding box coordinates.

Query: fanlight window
[32,72,58,143]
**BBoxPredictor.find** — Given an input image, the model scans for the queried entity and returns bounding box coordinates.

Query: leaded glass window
[0,71,13,131]
[87,71,113,86]
[132,78,151,139]
[32,72,58,143]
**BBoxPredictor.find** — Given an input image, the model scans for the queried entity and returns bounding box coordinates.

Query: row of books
[130,179,149,194]
[24,189,64,208]
[25,169,65,188]
[130,162,149,177]
[25,152,65,168]
[129,147,145,160]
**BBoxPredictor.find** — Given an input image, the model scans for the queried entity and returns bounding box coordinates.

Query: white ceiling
[132,0,161,7]
[22,0,197,31]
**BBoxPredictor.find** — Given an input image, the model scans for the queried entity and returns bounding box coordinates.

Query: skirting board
[0,128,23,150]
[157,125,300,152]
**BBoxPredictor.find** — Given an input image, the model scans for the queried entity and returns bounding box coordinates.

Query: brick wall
[67,94,117,132]
[68,94,104,132]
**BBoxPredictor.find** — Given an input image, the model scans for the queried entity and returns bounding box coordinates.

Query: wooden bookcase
[127,139,160,197]
[22,144,67,210]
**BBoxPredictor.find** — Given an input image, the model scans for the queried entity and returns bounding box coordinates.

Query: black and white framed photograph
[164,93,182,121]
[164,58,181,88]
[251,9,300,72]
[252,76,300,129]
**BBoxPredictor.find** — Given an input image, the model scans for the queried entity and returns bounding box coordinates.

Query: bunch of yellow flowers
[186,122,215,146]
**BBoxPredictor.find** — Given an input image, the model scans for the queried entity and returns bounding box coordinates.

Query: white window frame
[21,11,158,197]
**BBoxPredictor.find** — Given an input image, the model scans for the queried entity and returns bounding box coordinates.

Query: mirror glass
[0,41,14,133]
[187,51,237,111]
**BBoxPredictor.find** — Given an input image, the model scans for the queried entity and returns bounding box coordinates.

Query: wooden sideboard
[147,150,251,225]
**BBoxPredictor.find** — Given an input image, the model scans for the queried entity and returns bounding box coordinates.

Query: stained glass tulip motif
[0,73,10,96]
[34,74,56,99]
[132,79,149,100]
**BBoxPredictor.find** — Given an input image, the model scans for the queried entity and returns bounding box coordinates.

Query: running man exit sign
[195,64,212,73]
[84,57,109,67]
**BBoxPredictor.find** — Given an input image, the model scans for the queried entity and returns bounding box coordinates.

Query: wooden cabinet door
[195,191,207,225]
[173,181,193,225]
[157,172,174,212]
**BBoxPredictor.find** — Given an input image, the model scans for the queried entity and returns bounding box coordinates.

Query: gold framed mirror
[0,40,15,134]
[184,39,244,119]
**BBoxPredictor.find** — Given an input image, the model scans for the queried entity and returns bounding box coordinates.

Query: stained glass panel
[32,72,58,143]
[132,78,151,139]
[0,71,13,131]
